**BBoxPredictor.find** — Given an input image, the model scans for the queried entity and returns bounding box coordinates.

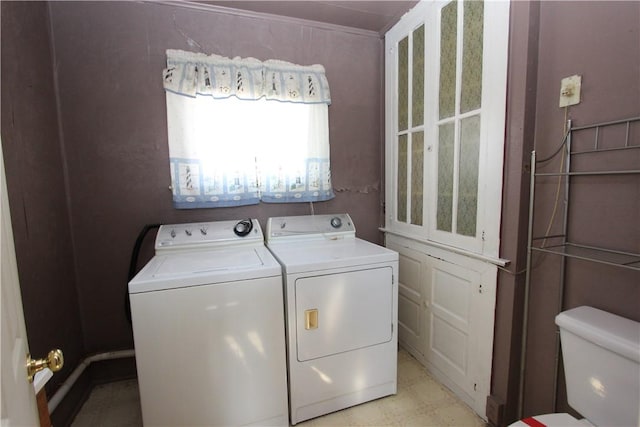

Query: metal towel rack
[518,116,640,418]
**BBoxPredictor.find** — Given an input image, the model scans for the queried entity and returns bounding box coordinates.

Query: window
[163,50,334,208]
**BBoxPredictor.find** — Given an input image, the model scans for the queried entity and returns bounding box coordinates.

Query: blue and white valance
[164,50,334,209]
[163,49,331,104]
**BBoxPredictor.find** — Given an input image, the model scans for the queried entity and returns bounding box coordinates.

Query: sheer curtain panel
[163,49,334,208]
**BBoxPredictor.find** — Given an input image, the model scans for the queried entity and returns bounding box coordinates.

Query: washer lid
[267,238,398,274]
[129,246,281,293]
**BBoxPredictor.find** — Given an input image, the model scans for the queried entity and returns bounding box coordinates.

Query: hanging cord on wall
[536,112,570,164]
[500,108,571,278]
[125,223,161,324]
[539,107,570,249]
[528,111,570,271]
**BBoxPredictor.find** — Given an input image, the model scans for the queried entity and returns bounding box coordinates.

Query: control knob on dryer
[330,216,342,229]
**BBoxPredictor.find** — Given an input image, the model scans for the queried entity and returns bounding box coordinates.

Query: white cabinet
[387,235,497,418]
[383,0,510,419]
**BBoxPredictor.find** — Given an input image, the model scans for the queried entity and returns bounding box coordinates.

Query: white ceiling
[198,1,419,34]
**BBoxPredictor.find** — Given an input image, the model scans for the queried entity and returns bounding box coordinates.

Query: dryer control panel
[155,219,262,252]
[266,214,355,242]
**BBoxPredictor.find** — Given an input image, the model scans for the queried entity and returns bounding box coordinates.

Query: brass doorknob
[26,349,64,383]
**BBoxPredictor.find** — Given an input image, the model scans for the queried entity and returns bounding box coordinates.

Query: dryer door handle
[305,309,318,330]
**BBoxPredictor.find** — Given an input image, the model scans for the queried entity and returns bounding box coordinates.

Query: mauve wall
[0,0,85,401]
[47,1,383,354]
[493,1,640,424]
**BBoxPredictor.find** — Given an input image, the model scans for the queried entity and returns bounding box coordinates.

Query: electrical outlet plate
[559,74,582,107]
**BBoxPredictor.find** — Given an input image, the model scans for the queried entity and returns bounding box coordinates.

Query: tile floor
[70,349,486,427]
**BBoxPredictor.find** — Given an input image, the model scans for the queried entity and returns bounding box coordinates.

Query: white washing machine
[265,214,399,424]
[128,219,288,427]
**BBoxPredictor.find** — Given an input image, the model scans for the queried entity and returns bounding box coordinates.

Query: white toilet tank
[555,306,640,427]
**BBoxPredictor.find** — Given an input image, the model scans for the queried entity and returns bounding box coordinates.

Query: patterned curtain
[164,50,334,208]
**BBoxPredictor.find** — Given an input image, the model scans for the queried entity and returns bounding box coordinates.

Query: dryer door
[295,266,393,362]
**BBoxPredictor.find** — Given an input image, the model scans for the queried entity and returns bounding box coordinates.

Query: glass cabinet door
[396,24,425,227]
[385,0,508,257]
[435,0,482,239]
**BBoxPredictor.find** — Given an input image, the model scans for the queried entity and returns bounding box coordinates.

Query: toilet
[511,306,640,427]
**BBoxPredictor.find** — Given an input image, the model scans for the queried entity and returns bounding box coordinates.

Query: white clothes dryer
[266,214,399,425]
[129,219,288,427]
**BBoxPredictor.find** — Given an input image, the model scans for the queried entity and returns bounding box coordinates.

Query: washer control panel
[267,214,355,241]
[155,219,262,252]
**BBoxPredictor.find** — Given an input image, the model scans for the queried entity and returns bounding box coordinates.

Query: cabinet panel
[398,293,421,349]
[427,257,476,394]
[394,246,426,357]
[431,266,471,330]
[431,314,467,375]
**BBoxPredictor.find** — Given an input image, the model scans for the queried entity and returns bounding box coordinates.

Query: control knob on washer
[234,219,253,237]
[330,216,342,229]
